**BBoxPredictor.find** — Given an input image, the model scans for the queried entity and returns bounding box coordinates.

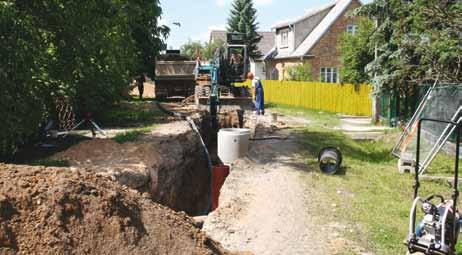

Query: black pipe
[415,120,422,199]
[452,124,461,251]
[318,147,342,175]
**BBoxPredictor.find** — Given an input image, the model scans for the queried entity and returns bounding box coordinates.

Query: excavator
[194,32,253,129]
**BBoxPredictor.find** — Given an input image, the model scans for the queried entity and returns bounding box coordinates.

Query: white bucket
[218,128,251,164]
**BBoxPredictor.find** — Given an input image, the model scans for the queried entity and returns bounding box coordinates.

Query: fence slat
[233,80,372,116]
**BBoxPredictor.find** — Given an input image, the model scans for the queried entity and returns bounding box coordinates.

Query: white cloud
[209,25,227,31]
[215,0,227,7]
[192,24,227,42]
[254,0,274,6]
[215,0,274,8]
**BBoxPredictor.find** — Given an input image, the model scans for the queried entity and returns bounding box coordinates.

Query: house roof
[271,3,335,29]
[256,32,276,59]
[208,30,276,60]
[267,0,358,60]
[209,30,227,44]
[292,0,354,57]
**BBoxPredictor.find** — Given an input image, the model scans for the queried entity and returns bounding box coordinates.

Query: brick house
[265,0,362,82]
[209,30,275,79]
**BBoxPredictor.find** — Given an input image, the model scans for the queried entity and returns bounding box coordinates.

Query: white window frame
[346,24,358,35]
[280,30,289,48]
[320,67,339,83]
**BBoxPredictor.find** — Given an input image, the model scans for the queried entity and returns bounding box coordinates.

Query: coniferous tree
[227,0,262,59]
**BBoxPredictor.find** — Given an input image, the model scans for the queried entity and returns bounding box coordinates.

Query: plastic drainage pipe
[155,102,213,214]
[318,147,342,175]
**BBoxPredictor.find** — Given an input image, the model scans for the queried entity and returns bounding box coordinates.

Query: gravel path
[203,114,366,254]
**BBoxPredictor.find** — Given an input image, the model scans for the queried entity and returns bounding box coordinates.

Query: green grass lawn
[13,100,166,165]
[266,103,340,128]
[269,103,460,254]
[100,99,168,128]
[103,100,168,143]
[112,125,157,144]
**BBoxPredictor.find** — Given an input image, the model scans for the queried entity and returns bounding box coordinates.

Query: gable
[272,3,334,30]
[291,0,358,57]
[294,7,332,49]
[209,31,227,44]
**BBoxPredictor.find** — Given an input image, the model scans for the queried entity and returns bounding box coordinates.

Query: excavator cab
[224,33,248,83]
[194,32,252,129]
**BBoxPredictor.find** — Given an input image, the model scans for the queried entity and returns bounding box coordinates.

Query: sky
[160,0,372,49]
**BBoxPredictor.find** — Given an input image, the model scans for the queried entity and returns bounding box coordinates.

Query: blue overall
[254,79,265,115]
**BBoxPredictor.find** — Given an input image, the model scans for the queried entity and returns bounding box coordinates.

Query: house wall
[308,0,361,81]
[266,58,313,80]
[265,0,361,82]
[250,60,266,79]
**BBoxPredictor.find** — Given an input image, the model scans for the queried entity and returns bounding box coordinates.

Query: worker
[194,56,201,80]
[136,74,145,100]
[248,72,264,115]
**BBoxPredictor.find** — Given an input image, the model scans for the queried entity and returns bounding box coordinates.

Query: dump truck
[154,50,197,99]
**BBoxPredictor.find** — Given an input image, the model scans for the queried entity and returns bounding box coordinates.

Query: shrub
[286,63,313,81]
[0,1,168,160]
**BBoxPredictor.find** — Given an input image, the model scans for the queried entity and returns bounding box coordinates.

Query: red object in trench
[211,165,230,211]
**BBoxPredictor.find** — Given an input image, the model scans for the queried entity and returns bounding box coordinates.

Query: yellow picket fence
[237,80,372,116]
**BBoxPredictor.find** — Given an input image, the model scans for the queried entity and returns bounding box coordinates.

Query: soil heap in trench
[0,164,230,255]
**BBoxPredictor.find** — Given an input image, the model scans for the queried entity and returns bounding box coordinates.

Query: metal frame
[392,79,439,158]
[419,109,462,174]
[407,118,461,255]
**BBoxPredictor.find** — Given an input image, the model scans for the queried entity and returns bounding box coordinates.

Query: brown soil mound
[0,164,230,255]
[51,121,211,216]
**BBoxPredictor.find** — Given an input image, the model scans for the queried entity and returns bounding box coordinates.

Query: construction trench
[0,103,250,254]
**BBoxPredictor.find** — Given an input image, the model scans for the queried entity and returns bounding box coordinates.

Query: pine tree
[227,0,262,59]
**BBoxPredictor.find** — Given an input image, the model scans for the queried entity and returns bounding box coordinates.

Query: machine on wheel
[195,33,253,129]
[407,118,462,255]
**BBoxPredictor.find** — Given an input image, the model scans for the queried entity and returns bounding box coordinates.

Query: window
[346,25,358,35]
[280,30,289,48]
[320,67,338,83]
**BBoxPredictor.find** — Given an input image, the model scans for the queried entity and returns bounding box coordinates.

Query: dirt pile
[0,164,231,255]
[52,121,211,215]
[52,138,157,190]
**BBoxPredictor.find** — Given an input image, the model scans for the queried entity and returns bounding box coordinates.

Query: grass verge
[29,159,70,167]
[100,100,168,127]
[112,126,155,144]
[301,126,460,254]
[266,103,340,127]
[273,107,459,254]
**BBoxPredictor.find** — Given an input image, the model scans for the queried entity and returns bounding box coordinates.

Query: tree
[227,0,262,59]
[203,39,225,60]
[126,0,170,80]
[0,0,169,160]
[346,0,462,120]
[339,18,375,84]
[355,0,462,88]
[180,40,204,59]
[180,39,224,61]
[285,63,313,82]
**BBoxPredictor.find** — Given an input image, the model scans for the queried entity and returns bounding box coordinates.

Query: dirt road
[203,114,367,255]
